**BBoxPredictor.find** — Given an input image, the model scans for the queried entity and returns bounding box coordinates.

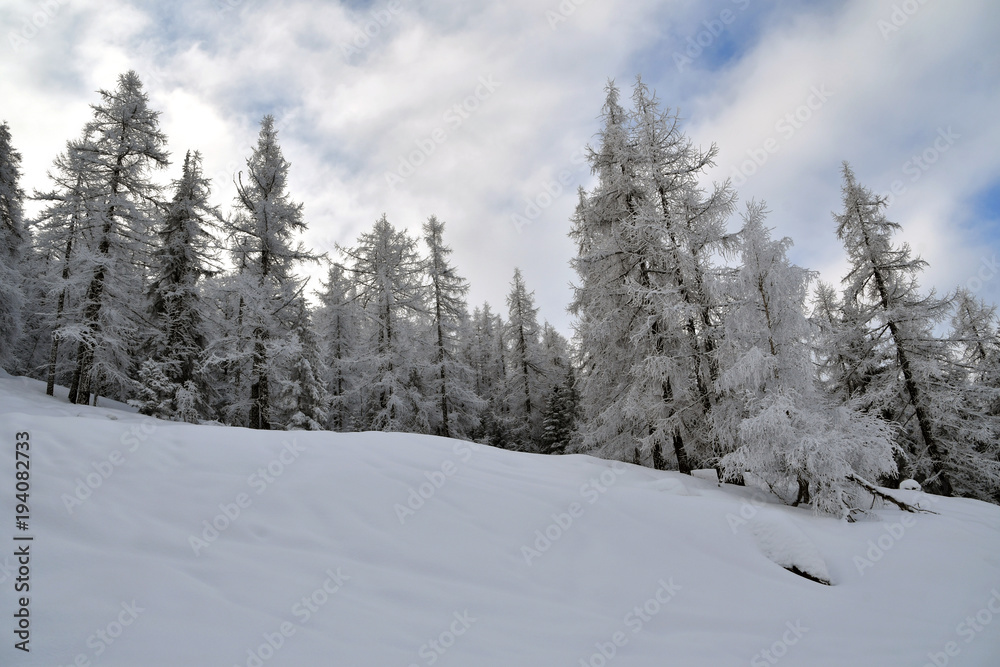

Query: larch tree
[65,71,169,405]
[570,78,734,471]
[340,214,430,432]
[0,121,26,370]
[134,150,222,422]
[422,215,482,439]
[835,163,957,495]
[715,201,898,514]
[467,303,511,447]
[227,115,318,429]
[504,268,546,450]
[314,262,362,431]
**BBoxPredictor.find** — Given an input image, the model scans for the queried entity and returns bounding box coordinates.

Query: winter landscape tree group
[1,72,998,514]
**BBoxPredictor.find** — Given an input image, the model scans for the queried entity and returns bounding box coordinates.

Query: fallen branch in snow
[847,474,938,514]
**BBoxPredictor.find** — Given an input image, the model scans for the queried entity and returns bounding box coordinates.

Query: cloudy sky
[2,0,998,334]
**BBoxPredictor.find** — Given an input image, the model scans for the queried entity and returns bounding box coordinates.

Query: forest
[1,71,998,515]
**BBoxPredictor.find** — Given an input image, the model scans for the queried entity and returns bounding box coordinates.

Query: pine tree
[134,151,222,422]
[570,78,734,471]
[340,214,430,432]
[229,115,318,429]
[65,71,169,405]
[0,121,26,370]
[422,215,482,439]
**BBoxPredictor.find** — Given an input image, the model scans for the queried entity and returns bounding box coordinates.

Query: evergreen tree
[228,115,318,429]
[277,299,331,431]
[570,78,734,471]
[422,215,482,439]
[0,121,26,370]
[467,303,511,447]
[133,151,222,422]
[505,268,546,450]
[340,214,430,432]
[315,262,362,431]
[834,163,957,494]
[64,71,169,405]
[716,201,898,514]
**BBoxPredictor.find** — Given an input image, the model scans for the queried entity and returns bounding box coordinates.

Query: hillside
[1,372,999,667]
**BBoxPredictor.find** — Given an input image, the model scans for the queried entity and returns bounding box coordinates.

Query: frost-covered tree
[62,71,169,405]
[422,215,482,439]
[315,262,362,431]
[835,163,959,495]
[716,202,899,514]
[277,299,331,431]
[505,268,546,450]
[227,115,318,429]
[340,214,430,432]
[570,78,734,471]
[0,121,26,370]
[466,303,511,447]
[133,151,222,422]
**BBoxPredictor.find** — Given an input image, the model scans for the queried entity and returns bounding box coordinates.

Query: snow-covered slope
[2,373,999,666]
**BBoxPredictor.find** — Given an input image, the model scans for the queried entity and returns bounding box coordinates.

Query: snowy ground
[1,372,999,666]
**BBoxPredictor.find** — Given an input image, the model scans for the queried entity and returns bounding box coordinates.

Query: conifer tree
[422,215,482,439]
[340,214,430,432]
[0,121,26,370]
[315,263,361,431]
[505,268,546,450]
[134,151,221,422]
[64,71,169,405]
[228,115,318,429]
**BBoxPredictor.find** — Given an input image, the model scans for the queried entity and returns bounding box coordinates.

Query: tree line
[1,72,998,513]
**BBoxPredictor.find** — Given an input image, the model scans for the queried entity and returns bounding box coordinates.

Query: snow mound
[750,514,831,585]
[648,476,698,495]
[899,479,921,491]
[691,468,720,485]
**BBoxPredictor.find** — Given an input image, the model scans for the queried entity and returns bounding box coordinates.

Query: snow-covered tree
[133,151,222,422]
[62,71,169,405]
[0,121,26,370]
[505,268,546,450]
[277,299,331,431]
[27,134,97,393]
[340,214,430,432]
[716,201,899,514]
[570,78,734,471]
[422,215,482,439]
[227,115,318,429]
[314,262,362,431]
[835,163,959,495]
[466,303,511,447]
